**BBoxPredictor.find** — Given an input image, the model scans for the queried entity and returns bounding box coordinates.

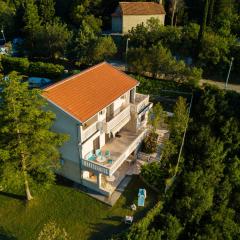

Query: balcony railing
[131,93,150,114]
[103,105,131,134]
[81,122,98,142]
[82,159,110,175]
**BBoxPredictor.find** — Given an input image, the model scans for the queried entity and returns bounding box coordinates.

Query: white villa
[42,62,152,196]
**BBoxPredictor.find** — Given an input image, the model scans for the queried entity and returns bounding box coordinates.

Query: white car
[28,77,52,89]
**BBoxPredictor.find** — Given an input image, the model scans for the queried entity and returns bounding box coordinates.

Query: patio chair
[105,150,111,158]
[86,151,96,161]
[95,149,102,157]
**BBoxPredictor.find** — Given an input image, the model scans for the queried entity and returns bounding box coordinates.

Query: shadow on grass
[89,221,128,240]
[0,227,17,240]
[0,191,25,201]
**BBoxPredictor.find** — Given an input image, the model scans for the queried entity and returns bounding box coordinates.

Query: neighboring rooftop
[42,62,138,123]
[112,2,166,16]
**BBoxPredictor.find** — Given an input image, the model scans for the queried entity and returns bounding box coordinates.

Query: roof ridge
[43,62,106,91]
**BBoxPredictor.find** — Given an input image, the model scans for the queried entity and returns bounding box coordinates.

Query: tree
[169,0,185,26]
[70,16,116,65]
[169,97,188,144]
[0,0,16,38]
[36,18,72,59]
[23,0,42,56]
[198,0,209,44]
[0,72,67,200]
[38,0,55,24]
[148,103,166,132]
[37,221,70,240]
[91,36,117,63]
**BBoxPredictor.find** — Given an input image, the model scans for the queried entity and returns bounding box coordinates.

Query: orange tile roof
[112,2,165,16]
[42,62,138,123]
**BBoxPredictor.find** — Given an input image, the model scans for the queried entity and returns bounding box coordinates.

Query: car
[28,77,52,89]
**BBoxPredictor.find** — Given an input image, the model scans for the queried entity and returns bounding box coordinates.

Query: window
[141,114,146,122]
[99,110,104,115]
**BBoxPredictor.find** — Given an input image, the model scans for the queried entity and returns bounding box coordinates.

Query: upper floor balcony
[103,105,131,134]
[81,115,98,142]
[131,93,152,115]
[82,128,147,176]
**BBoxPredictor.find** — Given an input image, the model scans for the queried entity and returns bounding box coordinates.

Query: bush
[142,132,158,154]
[28,62,64,79]
[1,56,30,74]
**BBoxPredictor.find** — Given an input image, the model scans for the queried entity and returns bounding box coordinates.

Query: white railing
[81,122,98,142]
[104,105,131,133]
[131,93,150,114]
[82,159,110,175]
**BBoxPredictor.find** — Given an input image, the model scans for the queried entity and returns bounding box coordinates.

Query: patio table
[96,155,106,163]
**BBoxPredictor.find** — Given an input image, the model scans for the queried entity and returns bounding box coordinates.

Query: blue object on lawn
[138,195,145,207]
[108,159,113,164]
[138,188,147,207]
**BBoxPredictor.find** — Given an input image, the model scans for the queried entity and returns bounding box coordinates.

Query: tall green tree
[198,0,209,44]
[0,72,67,200]
[38,0,55,24]
[23,0,42,56]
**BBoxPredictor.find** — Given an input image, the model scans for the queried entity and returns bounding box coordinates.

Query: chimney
[159,0,163,4]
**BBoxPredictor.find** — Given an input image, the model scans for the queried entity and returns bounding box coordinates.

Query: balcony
[81,121,98,142]
[131,93,152,115]
[103,105,131,134]
[82,128,147,176]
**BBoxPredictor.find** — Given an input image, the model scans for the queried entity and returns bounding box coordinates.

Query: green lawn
[0,176,158,240]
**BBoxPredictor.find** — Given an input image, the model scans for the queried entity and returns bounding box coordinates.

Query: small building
[111,1,165,34]
[42,62,152,197]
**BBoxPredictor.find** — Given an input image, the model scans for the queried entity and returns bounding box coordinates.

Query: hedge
[1,56,65,80]
[28,62,65,79]
[2,56,30,74]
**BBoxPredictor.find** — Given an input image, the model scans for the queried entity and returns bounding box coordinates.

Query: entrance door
[93,136,100,152]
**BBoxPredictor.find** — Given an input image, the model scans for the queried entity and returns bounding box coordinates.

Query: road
[200,79,240,93]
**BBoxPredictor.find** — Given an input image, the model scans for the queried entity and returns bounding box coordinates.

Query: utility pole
[125,38,130,70]
[225,57,234,90]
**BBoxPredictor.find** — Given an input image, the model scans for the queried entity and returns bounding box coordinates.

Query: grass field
[0,176,158,240]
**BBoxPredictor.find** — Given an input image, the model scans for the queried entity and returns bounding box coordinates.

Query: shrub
[1,56,30,74]
[142,132,158,154]
[28,62,64,79]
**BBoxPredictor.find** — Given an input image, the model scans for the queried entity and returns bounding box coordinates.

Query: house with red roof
[112,1,165,33]
[42,62,152,197]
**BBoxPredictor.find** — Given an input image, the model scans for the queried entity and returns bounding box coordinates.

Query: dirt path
[200,79,240,93]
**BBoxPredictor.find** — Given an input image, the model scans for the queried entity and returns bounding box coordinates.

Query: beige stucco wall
[46,102,82,182]
[122,14,165,33]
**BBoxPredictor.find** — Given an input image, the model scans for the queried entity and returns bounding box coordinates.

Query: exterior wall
[46,102,81,163]
[122,14,165,33]
[45,102,82,182]
[112,16,122,33]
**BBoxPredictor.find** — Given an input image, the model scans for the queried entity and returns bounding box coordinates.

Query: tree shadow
[0,226,17,240]
[0,191,25,201]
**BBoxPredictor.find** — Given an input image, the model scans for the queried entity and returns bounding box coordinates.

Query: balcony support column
[97,173,102,188]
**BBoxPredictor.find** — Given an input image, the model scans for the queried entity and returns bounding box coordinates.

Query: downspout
[77,123,83,184]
